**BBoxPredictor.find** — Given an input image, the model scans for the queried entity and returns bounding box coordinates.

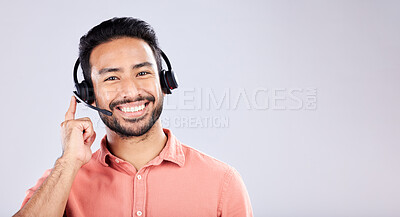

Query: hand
[60,96,96,168]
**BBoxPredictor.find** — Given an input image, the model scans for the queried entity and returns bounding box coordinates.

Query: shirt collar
[98,128,185,167]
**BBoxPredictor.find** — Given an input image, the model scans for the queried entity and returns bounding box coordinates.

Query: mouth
[115,101,150,118]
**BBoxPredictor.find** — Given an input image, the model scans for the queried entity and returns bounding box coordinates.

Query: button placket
[133,168,148,217]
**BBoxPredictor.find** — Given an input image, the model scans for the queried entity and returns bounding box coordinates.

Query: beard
[97,93,164,138]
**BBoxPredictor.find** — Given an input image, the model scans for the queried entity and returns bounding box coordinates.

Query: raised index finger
[65,96,77,121]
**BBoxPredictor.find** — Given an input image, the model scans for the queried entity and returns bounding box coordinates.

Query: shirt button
[115,159,120,163]
[136,210,142,216]
[137,175,142,180]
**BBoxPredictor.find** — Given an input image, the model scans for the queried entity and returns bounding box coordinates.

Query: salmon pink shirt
[21,128,253,217]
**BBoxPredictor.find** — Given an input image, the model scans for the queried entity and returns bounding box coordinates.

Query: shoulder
[179,142,248,192]
[180,143,235,177]
[179,143,253,216]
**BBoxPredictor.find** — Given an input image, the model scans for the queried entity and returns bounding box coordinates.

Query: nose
[119,78,141,99]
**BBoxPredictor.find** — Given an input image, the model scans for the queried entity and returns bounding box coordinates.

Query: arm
[14,157,80,217]
[13,96,96,217]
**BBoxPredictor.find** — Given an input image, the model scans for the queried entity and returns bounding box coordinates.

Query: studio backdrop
[0,0,399,216]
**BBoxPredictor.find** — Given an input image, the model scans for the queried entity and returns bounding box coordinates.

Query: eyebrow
[97,62,154,75]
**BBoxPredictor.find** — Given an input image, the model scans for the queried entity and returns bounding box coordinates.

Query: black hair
[79,17,162,86]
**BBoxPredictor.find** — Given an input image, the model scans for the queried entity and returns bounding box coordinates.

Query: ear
[89,94,97,107]
[90,100,96,107]
[89,85,97,107]
[89,92,96,107]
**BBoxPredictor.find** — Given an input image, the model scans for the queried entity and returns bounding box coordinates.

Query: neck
[105,120,167,171]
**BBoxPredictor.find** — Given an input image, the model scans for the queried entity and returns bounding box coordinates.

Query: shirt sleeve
[20,169,52,208]
[218,166,253,217]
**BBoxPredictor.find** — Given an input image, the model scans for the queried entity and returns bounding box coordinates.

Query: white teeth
[121,104,145,113]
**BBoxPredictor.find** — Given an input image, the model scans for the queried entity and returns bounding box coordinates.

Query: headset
[73,49,178,116]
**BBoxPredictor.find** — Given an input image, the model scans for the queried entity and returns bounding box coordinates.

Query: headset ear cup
[158,50,178,94]
[75,81,95,104]
[159,69,171,94]
[75,83,86,102]
[165,70,179,90]
[83,81,95,104]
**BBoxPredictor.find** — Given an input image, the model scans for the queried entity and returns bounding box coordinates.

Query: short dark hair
[79,17,162,86]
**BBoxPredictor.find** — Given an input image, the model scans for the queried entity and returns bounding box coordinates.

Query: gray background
[1,0,399,216]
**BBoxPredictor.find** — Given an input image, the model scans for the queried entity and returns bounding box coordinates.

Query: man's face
[90,37,164,138]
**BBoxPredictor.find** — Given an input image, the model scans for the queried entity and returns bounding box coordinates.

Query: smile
[116,101,150,117]
[120,104,146,113]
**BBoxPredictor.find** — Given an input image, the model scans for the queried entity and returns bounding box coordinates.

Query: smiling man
[14,17,253,217]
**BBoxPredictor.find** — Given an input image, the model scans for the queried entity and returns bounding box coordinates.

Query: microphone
[73,91,113,116]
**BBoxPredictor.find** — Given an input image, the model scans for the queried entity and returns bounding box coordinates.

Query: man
[14,17,253,217]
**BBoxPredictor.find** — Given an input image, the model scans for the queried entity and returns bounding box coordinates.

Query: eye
[104,76,118,81]
[138,71,149,76]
